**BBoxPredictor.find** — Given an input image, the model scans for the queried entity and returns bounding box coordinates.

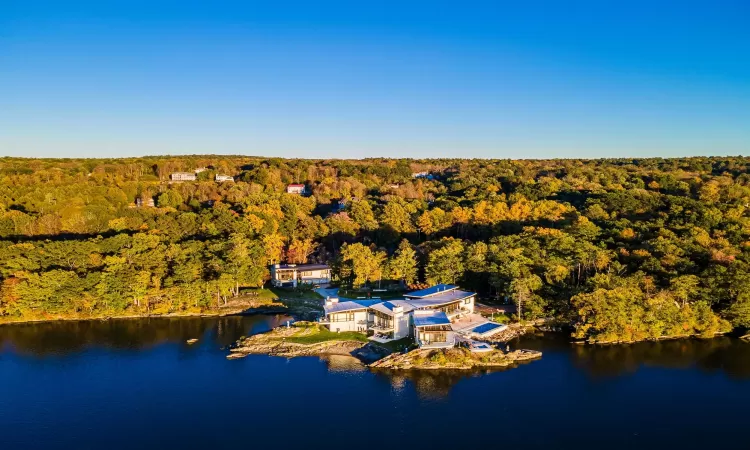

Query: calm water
[2,316,750,450]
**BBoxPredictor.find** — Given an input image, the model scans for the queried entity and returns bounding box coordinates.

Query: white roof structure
[405,284,458,298]
[323,299,381,315]
[412,310,452,327]
[368,300,417,315]
[404,290,475,309]
[322,285,476,317]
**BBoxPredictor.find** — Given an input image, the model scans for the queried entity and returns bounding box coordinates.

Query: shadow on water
[515,331,750,380]
[0,314,291,357]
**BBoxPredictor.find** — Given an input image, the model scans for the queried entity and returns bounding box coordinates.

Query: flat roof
[413,311,452,327]
[275,264,329,271]
[324,299,381,315]
[369,300,416,315]
[405,284,458,298]
[405,289,475,308]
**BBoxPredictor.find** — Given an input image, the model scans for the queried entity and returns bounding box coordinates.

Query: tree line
[1,155,750,342]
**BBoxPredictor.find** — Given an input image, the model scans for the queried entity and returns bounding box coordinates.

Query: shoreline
[1,312,741,348]
[227,321,542,371]
[0,305,296,327]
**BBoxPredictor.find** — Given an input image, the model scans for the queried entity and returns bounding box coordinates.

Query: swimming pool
[471,322,503,335]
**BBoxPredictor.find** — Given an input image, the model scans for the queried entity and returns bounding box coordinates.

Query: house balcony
[446,308,472,320]
[370,324,394,333]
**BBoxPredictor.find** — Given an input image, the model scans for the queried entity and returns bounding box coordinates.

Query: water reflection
[0,315,290,357]
[323,354,368,372]
[375,367,517,399]
[3,316,750,386]
[517,332,750,380]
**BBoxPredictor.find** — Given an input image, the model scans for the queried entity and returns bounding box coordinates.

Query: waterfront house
[413,310,455,348]
[170,172,197,181]
[286,184,307,195]
[367,300,415,342]
[319,284,501,348]
[404,284,475,320]
[321,298,381,333]
[270,263,331,287]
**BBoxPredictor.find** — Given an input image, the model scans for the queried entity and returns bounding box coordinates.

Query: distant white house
[411,171,434,180]
[320,284,503,348]
[170,172,197,181]
[270,263,331,287]
[286,184,307,195]
[215,174,234,182]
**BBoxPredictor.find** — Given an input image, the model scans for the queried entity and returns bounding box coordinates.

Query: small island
[228,321,541,370]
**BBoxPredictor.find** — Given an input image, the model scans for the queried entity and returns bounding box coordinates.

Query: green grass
[285,325,369,344]
[237,288,279,302]
[269,287,323,300]
[483,312,512,324]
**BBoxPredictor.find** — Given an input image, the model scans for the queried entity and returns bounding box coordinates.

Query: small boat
[186,338,199,345]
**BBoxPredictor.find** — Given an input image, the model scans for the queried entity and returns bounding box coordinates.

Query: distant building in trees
[170,172,197,181]
[286,184,307,195]
[135,197,155,208]
[215,174,234,182]
[411,171,434,180]
[270,263,331,287]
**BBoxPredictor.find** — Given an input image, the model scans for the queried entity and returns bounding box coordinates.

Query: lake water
[2,315,750,450]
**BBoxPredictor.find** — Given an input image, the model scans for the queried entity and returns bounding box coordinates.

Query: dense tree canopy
[1,155,749,341]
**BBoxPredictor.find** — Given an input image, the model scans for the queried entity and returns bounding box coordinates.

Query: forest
[2,155,750,342]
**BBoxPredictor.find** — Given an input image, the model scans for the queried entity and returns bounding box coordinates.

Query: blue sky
[2,0,749,159]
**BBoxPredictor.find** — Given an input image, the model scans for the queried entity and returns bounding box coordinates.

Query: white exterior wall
[464,295,475,314]
[271,267,331,287]
[298,269,331,284]
[393,312,411,339]
[327,309,369,333]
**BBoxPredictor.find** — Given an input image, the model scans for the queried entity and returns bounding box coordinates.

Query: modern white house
[320,284,504,348]
[321,298,381,333]
[270,263,331,287]
[215,174,234,182]
[413,310,456,348]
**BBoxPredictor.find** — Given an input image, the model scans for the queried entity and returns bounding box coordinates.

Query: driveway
[315,286,339,300]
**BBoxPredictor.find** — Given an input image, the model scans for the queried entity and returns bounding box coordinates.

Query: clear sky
[2,0,749,159]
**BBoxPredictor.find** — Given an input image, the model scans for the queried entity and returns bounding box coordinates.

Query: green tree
[386,239,418,285]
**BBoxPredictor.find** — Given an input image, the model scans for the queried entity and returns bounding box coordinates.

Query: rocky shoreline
[228,322,542,371]
[369,347,542,370]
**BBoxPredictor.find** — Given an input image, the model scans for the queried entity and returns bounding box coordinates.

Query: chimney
[325,297,339,307]
[392,305,403,314]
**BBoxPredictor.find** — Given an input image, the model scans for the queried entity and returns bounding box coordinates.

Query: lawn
[237,288,280,302]
[285,323,369,344]
[269,287,323,300]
